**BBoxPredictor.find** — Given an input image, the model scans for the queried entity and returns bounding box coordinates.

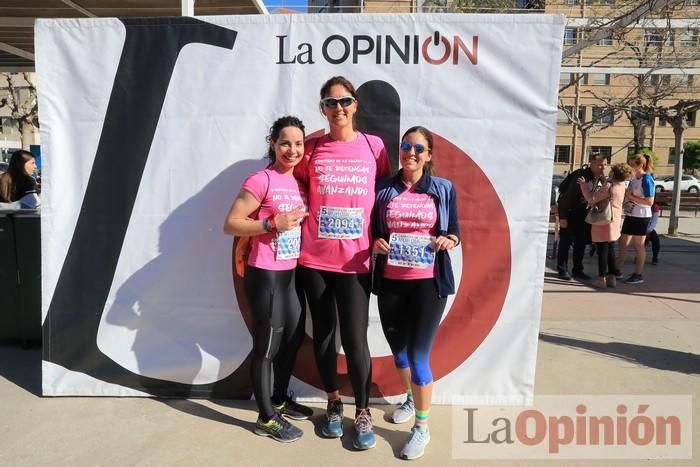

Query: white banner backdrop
[36,13,564,403]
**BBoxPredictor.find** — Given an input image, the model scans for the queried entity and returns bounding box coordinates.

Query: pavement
[1,216,698,466]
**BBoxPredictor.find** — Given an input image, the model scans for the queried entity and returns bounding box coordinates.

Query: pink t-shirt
[295,133,390,274]
[384,185,438,280]
[241,168,307,271]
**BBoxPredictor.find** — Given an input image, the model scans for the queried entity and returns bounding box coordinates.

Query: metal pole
[668,118,684,236]
[182,0,194,16]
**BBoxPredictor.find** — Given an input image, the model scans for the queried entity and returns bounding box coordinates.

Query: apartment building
[551,0,699,175]
[324,0,700,175]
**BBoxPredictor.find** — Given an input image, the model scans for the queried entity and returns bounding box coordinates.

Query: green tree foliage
[684,141,700,171]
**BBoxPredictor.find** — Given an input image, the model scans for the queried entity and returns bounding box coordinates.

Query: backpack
[556,165,589,204]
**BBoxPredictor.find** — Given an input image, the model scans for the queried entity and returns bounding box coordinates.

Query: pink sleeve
[241,171,267,202]
[591,182,611,203]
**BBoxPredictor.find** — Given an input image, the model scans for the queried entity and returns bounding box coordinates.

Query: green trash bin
[0,212,20,341]
[13,211,41,346]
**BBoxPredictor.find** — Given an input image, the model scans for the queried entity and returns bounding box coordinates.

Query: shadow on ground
[545,232,700,296]
[0,344,41,396]
[539,333,700,375]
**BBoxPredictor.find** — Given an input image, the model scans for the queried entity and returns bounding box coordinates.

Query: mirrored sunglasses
[400,141,430,154]
[320,96,356,109]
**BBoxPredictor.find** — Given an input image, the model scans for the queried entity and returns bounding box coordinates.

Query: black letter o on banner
[323,35,350,64]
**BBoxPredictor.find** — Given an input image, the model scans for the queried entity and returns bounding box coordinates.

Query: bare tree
[0,72,39,150]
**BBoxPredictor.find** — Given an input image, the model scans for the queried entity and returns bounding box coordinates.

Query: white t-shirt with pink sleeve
[241,168,307,271]
[384,185,438,280]
[295,133,390,274]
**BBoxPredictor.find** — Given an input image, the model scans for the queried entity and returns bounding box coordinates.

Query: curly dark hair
[265,116,305,167]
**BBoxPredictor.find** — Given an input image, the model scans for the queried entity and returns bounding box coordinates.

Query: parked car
[0,161,8,173]
[654,175,700,193]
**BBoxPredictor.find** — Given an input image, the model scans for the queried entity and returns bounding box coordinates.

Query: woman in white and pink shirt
[294,76,391,450]
[224,116,311,443]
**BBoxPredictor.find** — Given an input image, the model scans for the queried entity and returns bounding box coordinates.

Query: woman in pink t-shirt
[294,76,391,450]
[373,126,460,460]
[224,116,311,443]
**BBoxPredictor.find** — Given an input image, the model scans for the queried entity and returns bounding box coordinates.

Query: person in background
[578,162,632,289]
[0,149,38,203]
[373,126,460,460]
[556,154,608,281]
[645,200,661,265]
[224,116,312,443]
[294,76,391,450]
[617,153,655,284]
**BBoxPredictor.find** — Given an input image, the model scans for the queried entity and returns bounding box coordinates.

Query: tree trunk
[668,119,684,236]
[20,121,33,151]
[650,118,657,151]
[580,129,589,167]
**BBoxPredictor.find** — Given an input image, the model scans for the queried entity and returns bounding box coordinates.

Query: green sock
[415,409,429,432]
[405,389,413,401]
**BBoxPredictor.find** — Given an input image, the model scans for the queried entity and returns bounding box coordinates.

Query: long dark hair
[2,150,37,201]
[265,116,305,167]
[401,126,436,176]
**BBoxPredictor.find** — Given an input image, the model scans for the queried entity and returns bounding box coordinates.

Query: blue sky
[265,0,309,13]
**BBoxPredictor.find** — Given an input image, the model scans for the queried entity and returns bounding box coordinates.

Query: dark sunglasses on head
[320,96,356,109]
[400,141,430,154]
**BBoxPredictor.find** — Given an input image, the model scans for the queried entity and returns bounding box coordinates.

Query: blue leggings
[377,278,446,386]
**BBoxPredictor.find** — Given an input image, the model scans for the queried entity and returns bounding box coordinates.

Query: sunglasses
[400,141,430,154]
[320,96,356,109]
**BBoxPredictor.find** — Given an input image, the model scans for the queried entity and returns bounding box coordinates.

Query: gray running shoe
[391,398,415,424]
[253,413,303,443]
[352,409,376,450]
[400,426,431,460]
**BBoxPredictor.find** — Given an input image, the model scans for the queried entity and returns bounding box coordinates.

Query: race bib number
[276,226,301,260]
[388,233,435,269]
[318,206,364,240]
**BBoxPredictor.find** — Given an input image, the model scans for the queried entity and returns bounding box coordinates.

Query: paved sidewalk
[1,218,698,466]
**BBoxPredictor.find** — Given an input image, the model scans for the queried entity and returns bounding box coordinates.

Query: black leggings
[244,265,305,419]
[594,241,616,277]
[297,265,372,408]
[377,278,446,386]
[645,230,660,259]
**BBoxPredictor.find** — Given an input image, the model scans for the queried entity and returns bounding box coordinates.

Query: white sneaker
[391,398,415,424]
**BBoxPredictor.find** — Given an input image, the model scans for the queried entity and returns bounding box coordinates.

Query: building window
[557,108,569,124]
[680,30,698,47]
[644,29,672,47]
[554,145,571,163]
[592,106,614,125]
[646,74,671,87]
[631,107,654,126]
[557,106,586,124]
[560,73,574,85]
[599,0,614,4]
[590,146,612,162]
[597,35,613,46]
[668,147,676,165]
[687,111,697,127]
[564,28,578,46]
[677,74,693,87]
[586,73,610,85]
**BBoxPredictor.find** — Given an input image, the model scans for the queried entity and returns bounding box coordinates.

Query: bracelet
[447,234,460,246]
[266,215,277,232]
[262,218,272,232]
